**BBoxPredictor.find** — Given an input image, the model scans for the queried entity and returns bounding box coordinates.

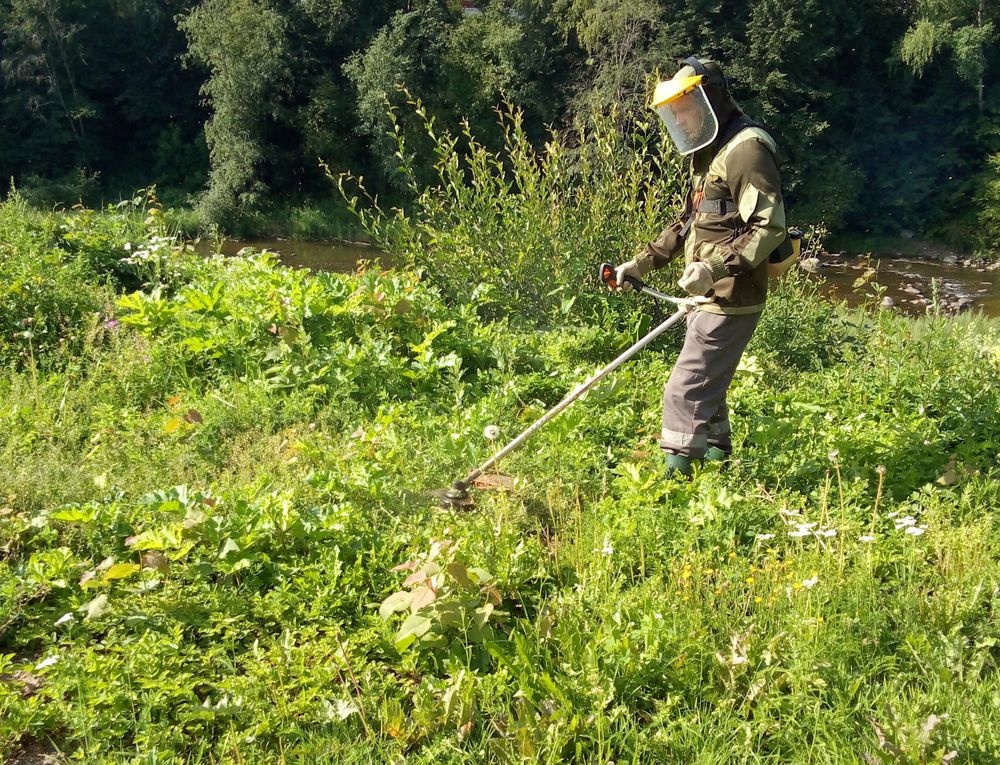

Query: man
[615,56,786,477]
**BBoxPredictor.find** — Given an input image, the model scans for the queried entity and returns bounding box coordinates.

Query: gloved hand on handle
[678,261,715,296]
[613,258,652,293]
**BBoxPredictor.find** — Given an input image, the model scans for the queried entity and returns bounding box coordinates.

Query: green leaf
[84,594,110,621]
[50,506,98,523]
[379,590,413,620]
[395,613,432,648]
[218,538,240,559]
[446,562,475,589]
[467,567,493,584]
[103,562,140,581]
[474,602,495,628]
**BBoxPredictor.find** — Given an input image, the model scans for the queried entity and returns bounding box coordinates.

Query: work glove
[678,261,715,296]
[613,258,651,293]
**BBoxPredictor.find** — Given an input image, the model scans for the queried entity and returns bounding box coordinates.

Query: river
[196,238,1000,318]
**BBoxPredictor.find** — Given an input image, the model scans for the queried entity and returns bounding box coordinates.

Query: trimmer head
[428,481,475,510]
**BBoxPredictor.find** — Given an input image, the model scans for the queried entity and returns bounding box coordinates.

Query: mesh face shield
[653,82,719,156]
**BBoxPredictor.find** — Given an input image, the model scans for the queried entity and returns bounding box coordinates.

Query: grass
[1,123,999,762]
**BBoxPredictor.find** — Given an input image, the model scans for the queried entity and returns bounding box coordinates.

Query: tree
[345,0,572,190]
[0,0,205,202]
[900,0,996,111]
[180,0,293,223]
[0,0,92,172]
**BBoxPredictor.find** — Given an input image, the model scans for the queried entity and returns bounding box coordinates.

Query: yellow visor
[651,74,705,107]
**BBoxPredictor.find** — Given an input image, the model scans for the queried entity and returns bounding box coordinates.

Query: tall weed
[336,98,687,326]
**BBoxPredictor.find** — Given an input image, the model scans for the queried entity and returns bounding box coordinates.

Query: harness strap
[678,115,768,233]
[697,198,738,215]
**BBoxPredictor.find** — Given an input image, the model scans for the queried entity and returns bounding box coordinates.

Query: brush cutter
[431,263,710,508]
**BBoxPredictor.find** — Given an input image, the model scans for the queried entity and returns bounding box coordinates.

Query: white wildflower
[483,425,500,441]
[599,537,614,556]
[818,528,837,538]
[755,533,776,541]
[801,576,819,589]
[894,516,917,530]
[789,521,818,538]
[54,613,75,627]
[858,535,876,543]
[905,526,927,536]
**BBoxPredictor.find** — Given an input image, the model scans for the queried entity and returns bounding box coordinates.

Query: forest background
[1,0,999,253]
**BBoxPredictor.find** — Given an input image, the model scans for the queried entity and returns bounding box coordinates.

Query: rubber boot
[665,452,694,479]
[704,445,731,462]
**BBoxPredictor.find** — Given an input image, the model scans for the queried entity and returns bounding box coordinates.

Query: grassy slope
[0,201,998,764]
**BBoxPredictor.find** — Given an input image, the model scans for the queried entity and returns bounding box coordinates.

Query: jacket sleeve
[634,220,686,272]
[697,139,786,281]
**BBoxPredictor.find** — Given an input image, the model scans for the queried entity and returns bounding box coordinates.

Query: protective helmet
[651,56,730,156]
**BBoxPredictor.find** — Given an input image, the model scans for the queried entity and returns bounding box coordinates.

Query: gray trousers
[659,309,761,459]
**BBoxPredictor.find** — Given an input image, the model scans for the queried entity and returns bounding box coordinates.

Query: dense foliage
[2,141,999,761]
[0,0,998,250]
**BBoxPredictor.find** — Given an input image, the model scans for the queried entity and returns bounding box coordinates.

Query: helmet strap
[681,55,731,91]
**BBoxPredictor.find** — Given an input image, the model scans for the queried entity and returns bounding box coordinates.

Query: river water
[198,238,999,318]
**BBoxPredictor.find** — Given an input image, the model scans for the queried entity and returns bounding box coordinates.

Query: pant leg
[708,401,732,452]
[660,310,760,459]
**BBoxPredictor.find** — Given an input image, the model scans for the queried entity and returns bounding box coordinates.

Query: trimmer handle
[599,262,644,293]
